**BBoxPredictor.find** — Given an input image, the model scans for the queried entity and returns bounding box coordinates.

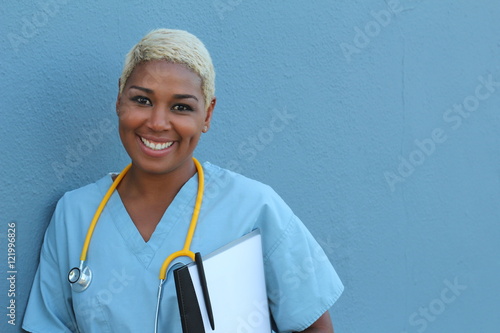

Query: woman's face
[116,60,214,176]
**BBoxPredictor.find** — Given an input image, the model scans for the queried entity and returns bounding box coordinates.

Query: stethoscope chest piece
[68,265,92,292]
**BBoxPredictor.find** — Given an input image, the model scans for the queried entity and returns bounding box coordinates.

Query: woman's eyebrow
[128,87,198,102]
[129,85,153,94]
[173,94,199,102]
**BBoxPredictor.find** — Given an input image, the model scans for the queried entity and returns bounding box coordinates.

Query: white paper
[186,229,272,332]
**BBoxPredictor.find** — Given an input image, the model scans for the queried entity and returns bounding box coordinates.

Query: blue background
[1,0,499,332]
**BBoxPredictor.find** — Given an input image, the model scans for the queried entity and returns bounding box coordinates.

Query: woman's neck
[115,160,198,242]
[117,160,197,201]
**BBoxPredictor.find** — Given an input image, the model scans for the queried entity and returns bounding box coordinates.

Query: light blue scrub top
[23,162,343,333]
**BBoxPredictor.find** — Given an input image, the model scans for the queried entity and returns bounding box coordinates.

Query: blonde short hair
[119,29,215,107]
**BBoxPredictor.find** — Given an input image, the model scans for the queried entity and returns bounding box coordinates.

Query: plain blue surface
[1,1,499,332]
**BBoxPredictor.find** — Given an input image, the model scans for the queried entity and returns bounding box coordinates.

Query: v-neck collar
[101,170,200,269]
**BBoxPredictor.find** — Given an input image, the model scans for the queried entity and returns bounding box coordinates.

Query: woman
[23,29,343,332]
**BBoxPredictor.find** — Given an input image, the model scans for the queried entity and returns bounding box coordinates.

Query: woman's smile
[139,136,174,151]
[116,60,215,176]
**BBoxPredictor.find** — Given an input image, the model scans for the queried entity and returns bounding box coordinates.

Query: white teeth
[140,137,173,151]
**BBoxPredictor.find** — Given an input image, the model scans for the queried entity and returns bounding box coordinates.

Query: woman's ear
[203,97,216,132]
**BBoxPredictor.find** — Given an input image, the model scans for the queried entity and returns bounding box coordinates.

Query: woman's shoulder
[202,161,277,196]
[57,173,114,208]
[46,173,115,239]
[201,161,292,214]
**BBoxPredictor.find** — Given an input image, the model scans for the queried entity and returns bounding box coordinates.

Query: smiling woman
[22,29,343,333]
[117,61,214,182]
[116,60,215,241]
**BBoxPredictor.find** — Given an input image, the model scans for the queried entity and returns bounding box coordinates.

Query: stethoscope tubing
[69,158,217,332]
[154,279,165,333]
[81,163,132,262]
[69,158,205,325]
[158,157,204,279]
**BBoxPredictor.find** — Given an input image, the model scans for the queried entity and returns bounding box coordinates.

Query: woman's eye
[131,96,152,106]
[172,104,193,112]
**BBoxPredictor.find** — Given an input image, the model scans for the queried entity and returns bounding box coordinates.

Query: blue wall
[1,0,499,332]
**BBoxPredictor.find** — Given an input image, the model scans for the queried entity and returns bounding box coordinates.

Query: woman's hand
[294,311,334,333]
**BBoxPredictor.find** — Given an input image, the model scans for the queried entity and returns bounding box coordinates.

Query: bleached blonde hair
[119,29,215,107]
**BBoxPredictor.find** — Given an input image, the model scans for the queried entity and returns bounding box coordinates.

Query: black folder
[174,264,206,332]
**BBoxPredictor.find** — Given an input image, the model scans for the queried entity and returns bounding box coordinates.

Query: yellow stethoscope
[68,157,206,332]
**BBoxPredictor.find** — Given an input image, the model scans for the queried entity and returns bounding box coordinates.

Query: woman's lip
[138,135,175,143]
[137,135,175,154]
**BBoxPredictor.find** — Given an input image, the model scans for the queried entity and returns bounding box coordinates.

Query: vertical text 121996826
[6,222,17,326]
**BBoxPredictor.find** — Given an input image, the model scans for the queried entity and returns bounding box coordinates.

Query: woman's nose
[148,106,171,131]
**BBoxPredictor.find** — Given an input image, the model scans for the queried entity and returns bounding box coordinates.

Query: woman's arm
[295,311,334,333]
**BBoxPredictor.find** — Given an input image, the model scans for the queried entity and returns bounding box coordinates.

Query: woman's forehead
[126,61,203,91]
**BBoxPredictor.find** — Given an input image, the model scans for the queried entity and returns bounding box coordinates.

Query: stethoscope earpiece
[68,265,92,292]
